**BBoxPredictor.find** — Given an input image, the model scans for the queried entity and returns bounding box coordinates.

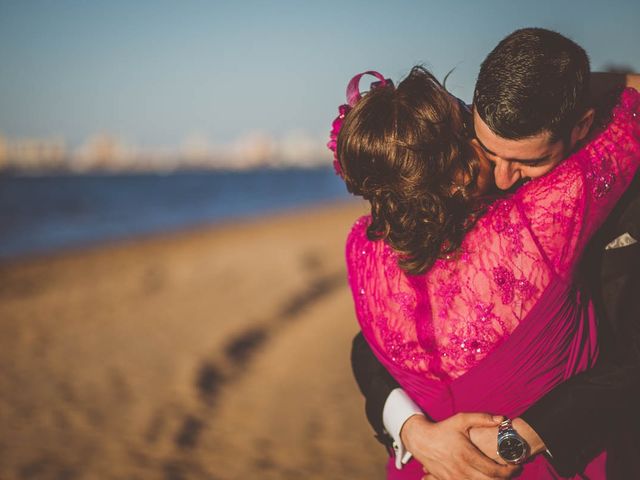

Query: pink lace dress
[346,89,640,479]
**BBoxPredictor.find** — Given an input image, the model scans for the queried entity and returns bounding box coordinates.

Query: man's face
[472,109,567,191]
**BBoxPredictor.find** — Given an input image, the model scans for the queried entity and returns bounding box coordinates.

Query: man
[351,28,640,479]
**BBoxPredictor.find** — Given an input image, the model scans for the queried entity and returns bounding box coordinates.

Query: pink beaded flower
[327,104,351,176]
[327,71,393,177]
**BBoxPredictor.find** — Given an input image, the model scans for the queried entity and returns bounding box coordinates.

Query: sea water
[0,167,351,259]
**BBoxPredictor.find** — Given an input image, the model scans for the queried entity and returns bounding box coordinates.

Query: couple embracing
[330,28,640,479]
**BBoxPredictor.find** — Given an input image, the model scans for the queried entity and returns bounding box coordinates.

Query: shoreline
[0,198,359,268]
[0,167,351,262]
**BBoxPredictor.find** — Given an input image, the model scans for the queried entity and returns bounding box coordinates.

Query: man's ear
[570,108,595,146]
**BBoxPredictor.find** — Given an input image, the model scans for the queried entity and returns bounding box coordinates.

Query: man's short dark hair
[473,28,591,142]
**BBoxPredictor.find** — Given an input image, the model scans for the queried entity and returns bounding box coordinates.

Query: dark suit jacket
[351,175,640,478]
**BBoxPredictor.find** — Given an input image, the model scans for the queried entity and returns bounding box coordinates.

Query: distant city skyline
[0,129,327,173]
[1,1,639,164]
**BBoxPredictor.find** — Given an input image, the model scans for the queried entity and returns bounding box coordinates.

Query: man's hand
[468,424,504,465]
[400,413,520,480]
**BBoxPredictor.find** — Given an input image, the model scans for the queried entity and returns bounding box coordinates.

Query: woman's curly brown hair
[337,66,483,275]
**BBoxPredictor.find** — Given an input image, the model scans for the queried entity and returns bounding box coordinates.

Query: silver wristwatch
[497,418,528,464]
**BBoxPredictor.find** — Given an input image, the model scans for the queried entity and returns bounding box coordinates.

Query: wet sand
[0,201,386,480]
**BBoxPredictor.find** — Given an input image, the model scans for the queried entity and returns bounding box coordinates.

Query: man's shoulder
[619,174,640,239]
[602,172,640,241]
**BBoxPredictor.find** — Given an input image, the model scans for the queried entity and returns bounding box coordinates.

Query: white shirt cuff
[382,388,424,469]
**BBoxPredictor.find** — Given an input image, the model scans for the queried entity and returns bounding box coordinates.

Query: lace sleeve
[517,88,640,277]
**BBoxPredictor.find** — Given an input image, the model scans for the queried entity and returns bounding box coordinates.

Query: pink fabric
[346,88,640,479]
[345,70,390,106]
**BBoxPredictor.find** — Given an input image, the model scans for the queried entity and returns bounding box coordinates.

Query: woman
[331,67,640,479]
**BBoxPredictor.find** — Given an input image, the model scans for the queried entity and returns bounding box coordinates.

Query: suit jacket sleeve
[351,331,400,446]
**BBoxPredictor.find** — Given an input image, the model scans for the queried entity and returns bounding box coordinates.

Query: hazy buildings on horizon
[0,130,330,174]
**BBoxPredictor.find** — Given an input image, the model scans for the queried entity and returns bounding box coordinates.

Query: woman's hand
[401,413,519,480]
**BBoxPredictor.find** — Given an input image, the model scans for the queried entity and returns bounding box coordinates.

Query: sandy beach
[0,201,386,480]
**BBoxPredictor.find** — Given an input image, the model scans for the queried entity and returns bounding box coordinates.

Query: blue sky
[1,0,639,149]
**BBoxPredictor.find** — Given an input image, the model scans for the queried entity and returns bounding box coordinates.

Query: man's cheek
[506,177,531,194]
[525,165,554,180]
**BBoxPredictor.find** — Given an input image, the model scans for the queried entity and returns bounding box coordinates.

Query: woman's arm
[518,87,640,276]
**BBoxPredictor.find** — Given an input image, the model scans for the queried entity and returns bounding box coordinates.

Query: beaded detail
[493,266,537,305]
[586,158,617,199]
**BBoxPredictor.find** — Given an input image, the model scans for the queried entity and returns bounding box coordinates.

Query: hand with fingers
[401,412,521,480]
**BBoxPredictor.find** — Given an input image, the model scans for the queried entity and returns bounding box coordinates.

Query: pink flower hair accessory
[328,71,393,176]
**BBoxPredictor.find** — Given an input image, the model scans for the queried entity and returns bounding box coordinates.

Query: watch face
[498,436,526,462]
